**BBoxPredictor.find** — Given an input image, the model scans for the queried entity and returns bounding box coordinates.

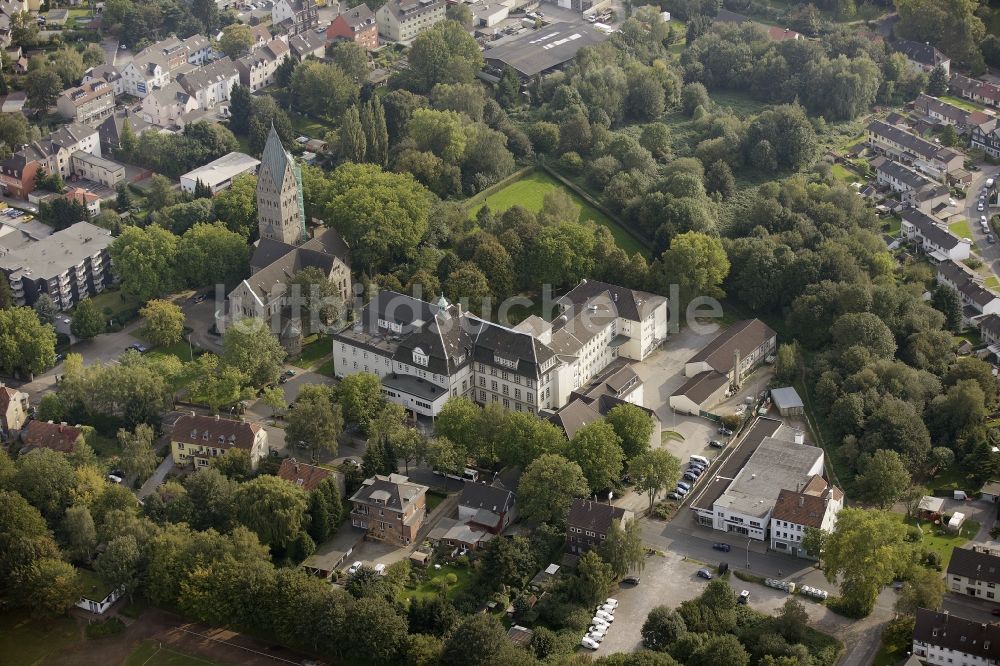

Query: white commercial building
[180,152,260,194]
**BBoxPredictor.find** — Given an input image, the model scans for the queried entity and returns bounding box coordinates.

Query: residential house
[458,481,515,534]
[236,38,290,91]
[0,221,113,310]
[769,474,844,558]
[901,209,971,262]
[19,420,85,454]
[120,34,212,97]
[0,91,25,113]
[914,94,995,135]
[0,383,28,438]
[71,151,125,188]
[690,418,825,541]
[180,151,260,194]
[82,64,124,96]
[288,30,327,60]
[169,412,269,471]
[271,0,319,35]
[972,123,1000,159]
[250,23,273,48]
[894,39,950,76]
[670,318,776,415]
[75,570,124,615]
[176,56,240,109]
[871,156,950,212]
[96,110,153,155]
[65,187,101,216]
[951,73,1000,108]
[56,80,115,124]
[350,473,428,546]
[936,259,1000,323]
[867,119,965,179]
[140,81,199,129]
[947,547,1000,603]
[0,123,101,197]
[332,279,667,417]
[980,313,1000,348]
[912,607,1000,666]
[328,4,378,49]
[6,47,26,74]
[549,361,659,441]
[566,498,633,554]
[376,0,445,42]
[278,457,344,494]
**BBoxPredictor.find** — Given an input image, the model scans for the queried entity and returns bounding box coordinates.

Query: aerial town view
[3,0,1000,665]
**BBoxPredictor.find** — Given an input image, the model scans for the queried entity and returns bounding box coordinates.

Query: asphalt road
[965,165,1000,273]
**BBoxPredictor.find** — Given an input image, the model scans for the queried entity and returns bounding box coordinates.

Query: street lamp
[746,538,752,569]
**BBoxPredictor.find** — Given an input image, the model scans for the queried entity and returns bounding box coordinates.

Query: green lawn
[889,513,980,570]
[124,640,220,666]
[314,358,334,376]
[77,568,116,602]
[470,170,647,257]
[400,563,474,602]
[0,610,80,666]
[426,489,447,513]
[950,219,973,240]
[925,466,985,494]
[940,95,985,113]
[293,334,331,370]
[80,288,142,321]
[830,163,859,184]
[147,339,198,363]
[288,112,332,139]
[708,90,770,118]
[883,215,901,236]
[873,632,909,666]
[986,276,1000,290]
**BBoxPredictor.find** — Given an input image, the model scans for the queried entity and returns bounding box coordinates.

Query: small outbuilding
[771,387,804,416]
[982,480,1000,503]
[917,495,945,520]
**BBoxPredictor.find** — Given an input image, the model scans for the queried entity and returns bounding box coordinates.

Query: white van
[462,468,479,482]
[690,455,710,467]
[987,178,995,188]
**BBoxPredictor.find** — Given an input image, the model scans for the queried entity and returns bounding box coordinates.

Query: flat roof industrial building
[690,417,826,540]
[483,22,610,78]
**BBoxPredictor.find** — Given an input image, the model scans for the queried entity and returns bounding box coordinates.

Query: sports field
[472,170,649,257]
[125,640,221,666]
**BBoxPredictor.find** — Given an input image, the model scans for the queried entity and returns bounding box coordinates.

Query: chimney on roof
[799,495,804,507]
[794,431,804,445]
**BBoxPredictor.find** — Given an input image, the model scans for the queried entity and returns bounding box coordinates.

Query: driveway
[964,165,1000,278]
[137,454,174,498]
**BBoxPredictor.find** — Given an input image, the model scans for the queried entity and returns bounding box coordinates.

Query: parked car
[708,440,725,448]
[107,474,123,484]
[683,471,698,482]
[676,481,691,491]
[623,575,641,585]
[591,616,611,628]
[667,492,680,500]
[597,603,616,614]
[373,563,386,576]
[697,568,713,580]
[128,343,147,353]
[673,486,688,497]
[581,636,600,650]
[595,610,614,622]
[687,466,703,476]
[712,543,731,552]
[990,234,996,244]
[718,427,733,436]
[979,202,985,211]
[605,598,619,608]
[193,294,207,303]
[347,561,363,574]
[690,455,709,466]
[586,631,605,643]
[589,624,608,637]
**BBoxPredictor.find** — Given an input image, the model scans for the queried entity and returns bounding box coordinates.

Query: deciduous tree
[221,318,286,387]
[518,453,589,525]
[140,299,184,347]
[70,298,104,340]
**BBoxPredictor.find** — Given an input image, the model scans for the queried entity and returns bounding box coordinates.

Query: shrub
[904,525,923,542]
[559,152,582,173]
[85,617,126,639]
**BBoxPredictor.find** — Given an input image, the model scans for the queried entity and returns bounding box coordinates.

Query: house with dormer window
[169,412,268,470]
[350,473,428,546]
[913,607,1000,666]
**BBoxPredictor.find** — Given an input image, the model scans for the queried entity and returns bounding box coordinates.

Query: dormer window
[190,429,197,438]
[202,432,209,441]
[412,346,429,367]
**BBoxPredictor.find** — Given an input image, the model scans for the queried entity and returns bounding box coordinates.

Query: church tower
[257,125,307,246]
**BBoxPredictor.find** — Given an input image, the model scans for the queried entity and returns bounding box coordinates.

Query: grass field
[293,334,331,370]
[124,641,220,666]
[0,610,80,665]
[889,513,980,570]
[873,631,909,666]
[426,489,447,513]
[986,276,1000,290]
[400,563,474,602]
[147,339,198,363]
[941,95,985,113]
[82,288,141,320]
[471,170,647,257]
[950,219,973,239]
[829,163,859,184]
[288,112,332,139]
[708,90,770,118]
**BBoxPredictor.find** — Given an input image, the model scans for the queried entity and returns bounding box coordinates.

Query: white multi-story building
[332,280,668,417]
[176,57,240,109]
[768,475,843,558]
[236,38,290,92]
[913,608,1000,666]
[120,34,212,97]
[948,548,1000,603]
[376,0,445,42]
[902,209,971,262]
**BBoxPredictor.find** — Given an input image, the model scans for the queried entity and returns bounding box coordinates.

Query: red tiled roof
[170,413,261,451]
[278,458,331,491]
[22,420,83,453]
